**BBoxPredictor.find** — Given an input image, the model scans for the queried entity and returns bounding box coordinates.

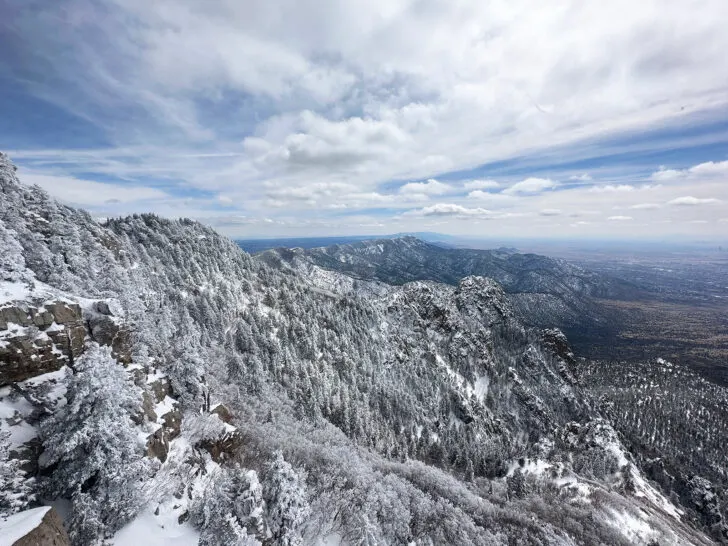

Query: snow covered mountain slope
[0,152,719,545]
[256,235,640,332]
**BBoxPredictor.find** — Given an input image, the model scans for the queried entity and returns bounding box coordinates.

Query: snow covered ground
[0,506,50,546]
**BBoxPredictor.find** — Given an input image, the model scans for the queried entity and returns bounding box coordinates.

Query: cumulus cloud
[667,196,720,206]
[4,0,728,237]
[607,216,633,221]
[399,179,451,195]
[539,209,562,216]
[589,184,636,193]
[463,179,500,190]
[403,204,493,218]
[650,167,685,182]
[652,161,728,181]
[629,203,661,209]
[503,178,557,195]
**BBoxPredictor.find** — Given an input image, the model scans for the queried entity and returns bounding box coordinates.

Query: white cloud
[650,167,685,181]
[629,203,661,209]
[403,204,493,218]
[650,160,728,181]
[607,215,633,221]
[503,177,557,195]
[6,0,728,237]
[667,196,720,206]
[467,190,517,206]
[590,184,635,193]
[463,179,500,190]
[399,179,451,196]
[20,171,169,206]
[539,209,562,216]
[688,160,728,176]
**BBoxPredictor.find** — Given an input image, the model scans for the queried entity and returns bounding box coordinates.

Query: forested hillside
[0,151,723,545]
[257,237,642,340]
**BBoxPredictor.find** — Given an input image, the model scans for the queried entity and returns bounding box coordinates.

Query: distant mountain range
[257,236,643,340]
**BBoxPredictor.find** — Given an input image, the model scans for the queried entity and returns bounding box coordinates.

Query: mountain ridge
[0,152,723,545]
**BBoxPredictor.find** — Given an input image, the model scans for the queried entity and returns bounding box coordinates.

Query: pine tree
[39,343,147,540]
[262,451,310,546]
[0,430,35,518]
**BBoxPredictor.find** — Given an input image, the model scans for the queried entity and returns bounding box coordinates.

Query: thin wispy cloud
[0,0,727,238]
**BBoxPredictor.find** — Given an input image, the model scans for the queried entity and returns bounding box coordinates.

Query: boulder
[45,302,81,325]
[146,427,169,462]
[133,390,158,425]
[148,377,171,403]
[162,408,182,440]
[210,403,234,425]
[0,305,31,329]
[94,301,112,316]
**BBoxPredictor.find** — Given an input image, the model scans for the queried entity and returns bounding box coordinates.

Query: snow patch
[0,506,51,546]
[606,508,659,545]
[111,505,199,546]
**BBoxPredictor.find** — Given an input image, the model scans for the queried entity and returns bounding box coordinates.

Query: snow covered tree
[39,342,147,541]
[262,451,310,546]
[0,430,35,518]
[193,467,266,546]
[67,488,104,546]
[0,219,29,282]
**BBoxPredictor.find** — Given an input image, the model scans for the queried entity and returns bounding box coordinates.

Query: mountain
[0,151,724,545]
[257,236,641,340]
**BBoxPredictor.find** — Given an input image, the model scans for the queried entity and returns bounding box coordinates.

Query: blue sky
[1,0,728,240]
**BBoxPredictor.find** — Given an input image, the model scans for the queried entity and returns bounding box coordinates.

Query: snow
[155,396,177,421]
[0,387,38,449]
[316,532,343,545]
[111,506,199,546]
[0,506,51,546]
[506,458,552,477]
[473,375,489,402]
[0,281,31,305]
[630,469,683,520]
[606,508,659,544]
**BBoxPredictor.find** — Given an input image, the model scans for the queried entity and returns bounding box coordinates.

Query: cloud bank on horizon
[1,0,728,239]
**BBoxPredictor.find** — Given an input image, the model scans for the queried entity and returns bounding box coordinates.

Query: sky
[1,0,728,241]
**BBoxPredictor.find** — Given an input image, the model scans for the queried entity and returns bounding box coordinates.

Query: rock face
[86,305,132,364]
[0,301,85,385]
[0,507,70,546]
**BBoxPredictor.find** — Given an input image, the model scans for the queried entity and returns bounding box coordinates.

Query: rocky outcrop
[0,301,85,385]
[86,301,132,364]
[540,328,576,365]
[0,506,70,546]
[196,429,242,464]
[146,408,182,463]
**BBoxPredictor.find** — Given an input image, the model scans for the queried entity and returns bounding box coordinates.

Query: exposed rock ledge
[0,301,85,386]
[0,506,70,546]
